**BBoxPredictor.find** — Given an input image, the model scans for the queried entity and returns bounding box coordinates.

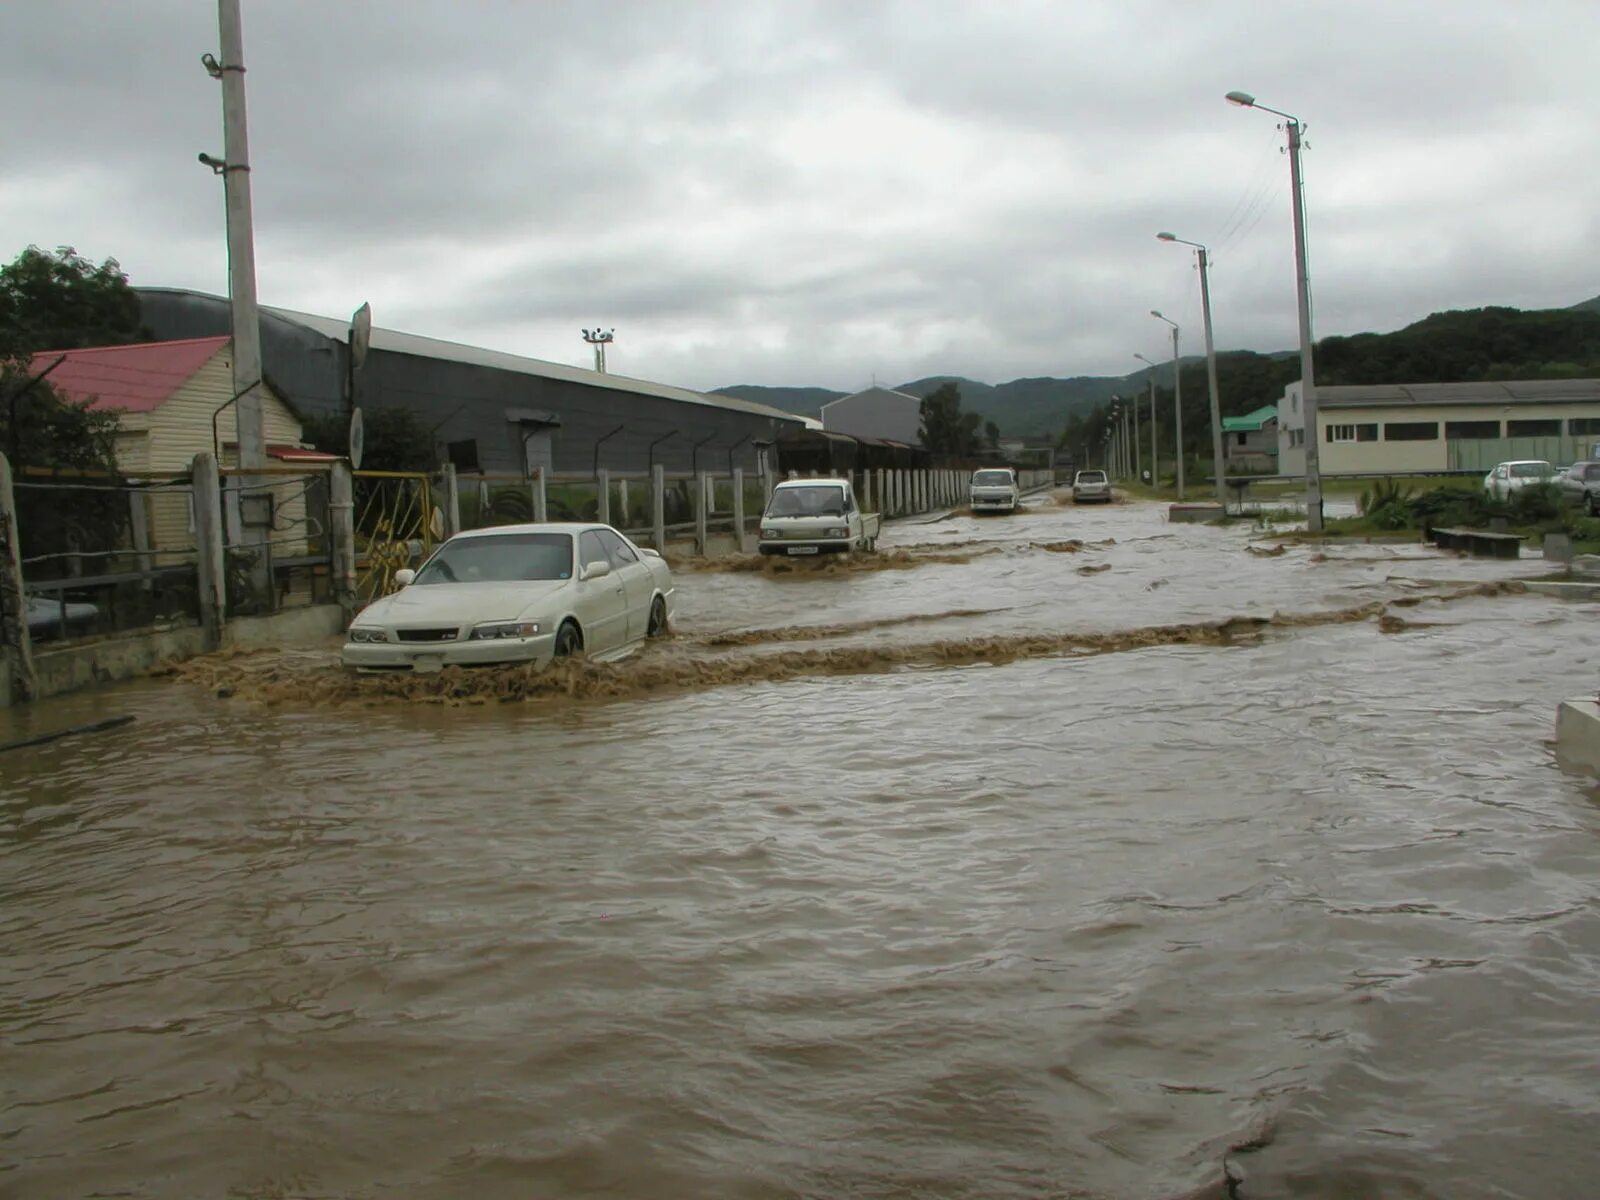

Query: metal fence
[13,470,205,645]
[219,467,336,616]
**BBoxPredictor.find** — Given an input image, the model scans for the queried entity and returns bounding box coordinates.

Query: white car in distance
[1482,460,1555,501]
[342,523,673,673]
[1073,469,1112,503]
[969,468,1020,514]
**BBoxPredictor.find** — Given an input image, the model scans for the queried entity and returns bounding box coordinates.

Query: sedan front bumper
[341,631,558,672]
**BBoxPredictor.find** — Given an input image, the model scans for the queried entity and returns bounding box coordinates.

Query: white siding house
[1276,379,1600,475]
[32,337,323,558]
[820,386,923,444]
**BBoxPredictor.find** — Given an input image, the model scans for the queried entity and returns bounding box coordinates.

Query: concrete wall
[6,604,346,708]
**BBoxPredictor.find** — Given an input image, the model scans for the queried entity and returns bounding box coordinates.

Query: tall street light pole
[1158,233,1227,506]
[1134,353,1159,487]
[1226,90,1322,531]
[1151,311,1184,500]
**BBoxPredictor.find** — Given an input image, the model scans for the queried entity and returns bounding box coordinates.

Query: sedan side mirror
[581,559,612,581]
[393,568,416,587]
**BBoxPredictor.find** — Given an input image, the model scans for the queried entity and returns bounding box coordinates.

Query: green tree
[984,419,1000,448]
[918,382,982,456]
[1,355,127,562]
[0,246,148,357]
[301,405,437,471]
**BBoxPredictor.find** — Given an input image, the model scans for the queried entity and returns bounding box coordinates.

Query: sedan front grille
[395,627,461,643]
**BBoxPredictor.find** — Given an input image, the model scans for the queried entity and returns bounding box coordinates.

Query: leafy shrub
[1509,482,1563,523]
[1359,478,1415,530]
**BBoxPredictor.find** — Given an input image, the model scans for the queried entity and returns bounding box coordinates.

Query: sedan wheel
[553,621,582,658]
[646,595,668,638]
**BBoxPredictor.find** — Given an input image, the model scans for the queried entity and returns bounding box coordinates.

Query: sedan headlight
[470,620,540,640]
[348,626,389,643]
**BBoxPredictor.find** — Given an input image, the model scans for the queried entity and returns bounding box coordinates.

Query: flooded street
[4,493,1599,1199]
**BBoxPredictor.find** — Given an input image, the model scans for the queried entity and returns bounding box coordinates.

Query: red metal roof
[28,337,230,414]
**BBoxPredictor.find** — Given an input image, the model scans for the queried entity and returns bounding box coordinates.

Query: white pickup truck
[758,477,882,556]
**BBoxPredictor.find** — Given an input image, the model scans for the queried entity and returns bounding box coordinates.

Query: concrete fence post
[191,452,227,651]
[651,464,666,550]
[597,468,611,527]
[531,467,547,523]
[442,463,461,536]
[694,470,709,556]
[330,461,357,624]
[732,467,746,553]
[0,453,37,703]
[618,478,630,528]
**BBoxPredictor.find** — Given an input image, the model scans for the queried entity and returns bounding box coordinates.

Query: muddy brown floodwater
[4,494,1599,1199]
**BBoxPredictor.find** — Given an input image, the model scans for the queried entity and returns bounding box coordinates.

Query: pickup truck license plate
[787,545,819,555]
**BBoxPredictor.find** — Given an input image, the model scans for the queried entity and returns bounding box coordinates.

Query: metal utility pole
[1134,353,1160,487]
[1158,234,1227,504]
[202,0,269,601]
[1227,91,1322,530]
[1152,312,1184,499]
[583,328,615,373]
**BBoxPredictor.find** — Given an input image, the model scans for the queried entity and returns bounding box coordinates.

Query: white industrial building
[1276,379,1600,475]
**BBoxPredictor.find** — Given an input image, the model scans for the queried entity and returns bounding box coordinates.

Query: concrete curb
[1555,698,1600,778]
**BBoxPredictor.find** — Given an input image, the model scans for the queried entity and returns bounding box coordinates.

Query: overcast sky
[5,1,1596,397]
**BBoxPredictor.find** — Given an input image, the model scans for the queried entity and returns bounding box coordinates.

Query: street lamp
[1134,353,1160,487]
[1151,311,1184,499]
[1226,89,1322,530]
[1158,233,1226,506]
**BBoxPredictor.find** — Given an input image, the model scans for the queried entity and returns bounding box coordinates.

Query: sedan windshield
[413,532,573,584]
[766,486,846,517]
[972,471,1013,486]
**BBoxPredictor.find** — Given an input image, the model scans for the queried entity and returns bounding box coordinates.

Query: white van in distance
[969,468,1020,514]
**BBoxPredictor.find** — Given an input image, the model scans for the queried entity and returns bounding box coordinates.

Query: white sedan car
[1483,459,1555,501]
[342,523,674,673]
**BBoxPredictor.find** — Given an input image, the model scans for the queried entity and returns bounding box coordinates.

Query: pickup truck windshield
[766,486,846,517]
[972,471,1013,486]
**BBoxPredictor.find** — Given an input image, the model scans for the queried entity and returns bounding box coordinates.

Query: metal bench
[1429,526,1526,559]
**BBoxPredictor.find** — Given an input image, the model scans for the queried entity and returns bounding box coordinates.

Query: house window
[447,439,480,472]
[1445,420,1501,439]
[1235,432,1248,446]
[1384,421,1439,441]
[1507,419,1560,437]
[1569,417,1600,435]
[1327,423,1377,443]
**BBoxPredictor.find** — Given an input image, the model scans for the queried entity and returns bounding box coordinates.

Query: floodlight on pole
[1150,311,1184,499]
[1157,232,1226,505]
[1226,88,1322,530]
[581,327,615,373]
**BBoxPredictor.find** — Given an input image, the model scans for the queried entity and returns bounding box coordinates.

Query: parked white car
[342,523,673,673]
[969,468,1019,514]
[1073,469,1111,503]
[1483,460,1555,501]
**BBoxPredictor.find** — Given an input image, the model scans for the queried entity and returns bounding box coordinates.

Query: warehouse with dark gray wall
[135,288,803,477]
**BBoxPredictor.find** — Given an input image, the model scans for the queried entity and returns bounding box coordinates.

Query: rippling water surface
[3,496,1598,1199]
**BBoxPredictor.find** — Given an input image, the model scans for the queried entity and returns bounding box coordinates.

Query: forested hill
[714,301,1600,439]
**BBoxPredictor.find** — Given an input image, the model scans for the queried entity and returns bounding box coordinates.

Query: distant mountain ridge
[714,295,1600,439]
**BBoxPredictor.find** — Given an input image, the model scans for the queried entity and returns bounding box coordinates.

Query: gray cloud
[4,0,1597,402]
